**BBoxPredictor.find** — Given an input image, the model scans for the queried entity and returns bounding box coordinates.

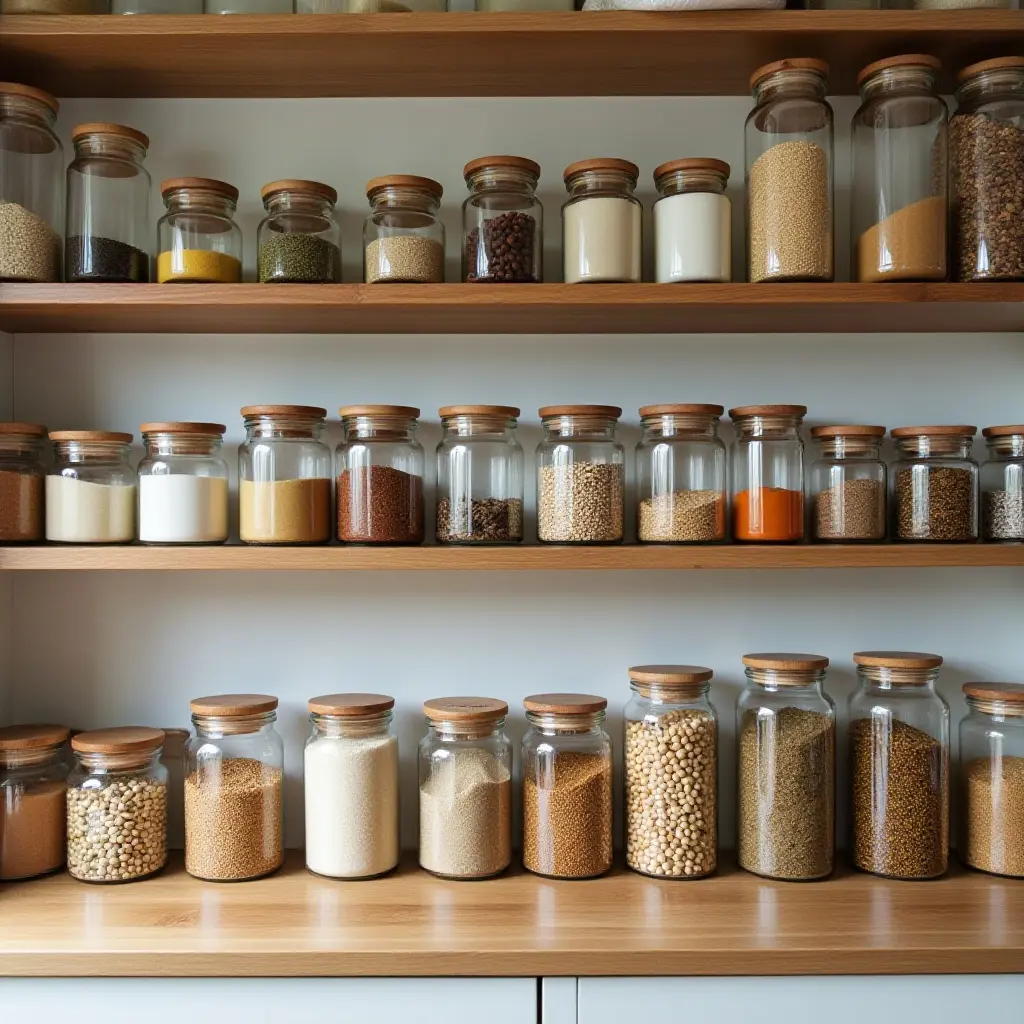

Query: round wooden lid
[750,58,829,91]
[463,155,540,179]
[857,54,941,88]
[963,682,1024,703]
[0,724,69,752]
[639,404,724,418]
[983,424,1024,438]
[743,652,829,671]
[563,157,639,182]
[958,56,1024,85]
[729,404,807,420]
[71,726,165,755]
[438,405,520,419]
[891,424,976,438]
[423,697,508,722]
[539,404,622,419]
[339,405,420,419]
[308,692,395,716]
[523,693,607,714]
[189,693,279,716]
[0,422,47,437]
[853,650,943,669]
[240,404,327,419]
[160,177,239,202]
[140,421,226,436]
[653,157,730,181]
[49,430,133,444]
[366,174,443,199]
[72,122,150,149]
[0,82,59,114]
[810,424,886,439]
[628,664,714,685]
[260,179,338,204]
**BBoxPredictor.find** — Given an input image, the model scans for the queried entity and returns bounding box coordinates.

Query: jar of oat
[808,425,887,542]
[0,422,47,543]
[67,727,168,884]
[746,59,834,283]
[981,425,1024,542]
[258,179,342,285]
[184,693,284,882]
[363,175,445,284]
[636,404,726,544]
[522,693,612,880]
[157,177,242,284]
[849,651,948,880]
[536,405,625,544]
[624,665,717,880]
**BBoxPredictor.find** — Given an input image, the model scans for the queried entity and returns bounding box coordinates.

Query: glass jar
[981,425,1024,542]
[522,693,612,880]
[653,158,731,284]
[138,422,229,545]
[536,404,625,544]
[624,665,717,880]
[0,84,62,283]
[302,0,445,9]
[636,403,726,544]
[808,425,887,542]
[46,431,136,544]
[562,158,642,284]
[418,697,512,880]
[746,58,834,283]
[206,0,292,12]
[729,404,806,542]
[336,405,424,545]
[363,175,445,284]
[891,425,979,542]
[67,727,168,884]
[114,0,203,11]
[238,404,331,545]
[736,653,835,881]
[960,682,1024,878]
[0,724,69,881]
[258,179,342,285]
[436,405,524,545]
[1,0,106,13]
[66,123,152,283]
[914,0,1016,12]
[157,177,242,284]
[185,693,284,882]
[0,422,47,543]
[304,693,399,880]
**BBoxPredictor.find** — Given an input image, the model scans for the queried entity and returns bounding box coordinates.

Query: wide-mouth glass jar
[809,425,887,542]
[185,693,284,882]
[624,665,717,880]
[258,179,341,284]
[0,422,47,543]
[363,175,445,284]
[67,727,168,884]
[849,650,948,880]
[418,697,512,880]
[981,425,1024,541]
[157,177,242,284]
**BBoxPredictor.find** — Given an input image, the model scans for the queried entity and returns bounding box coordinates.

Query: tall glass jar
[239,404,331,545]
[67,727,168,884]
[981,425,1024,542]
[138,422,229,545]
[185,693,284,882]
[736,653,835,881]
[305,693,400,880]
[746,58,834,283]
[46,431,136,544]
[0,422,47,543]
[462,156,542,283]
[960,682,1024,878]
[336,405,424,545]
[809,425,887,542]
[852,55,947,283]
[419,697,512,880]
[363,175,445,284]
[66,123,152,284]
[624,665,717,880]
[849,651,949,880]
[891,425,979,542]
[536,404,624,544]
[0,724,69,881]
[157,177,242,284]
[951,57,1024,281]
[636,403,726,544]
[729,404,806,542]
[0,83,62,283]
[436,405,524,545]
[258,179,341,284]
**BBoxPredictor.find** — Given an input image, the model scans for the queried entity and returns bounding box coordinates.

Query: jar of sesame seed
[808,425,887,542]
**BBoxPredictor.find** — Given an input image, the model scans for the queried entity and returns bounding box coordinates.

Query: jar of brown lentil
[808,425,887,542]
[849,651,949,880]
[0,422,47,543]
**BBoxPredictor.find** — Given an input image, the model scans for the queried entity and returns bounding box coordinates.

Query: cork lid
[523,693,607,714]
[463,155,540,179]
[963,682,1024,704]
[639,404,724,418]
[751,58,829,91]
[438,405,520,419]
[653,158,730,181]
[857,54,941,88]
[140,422,226,436]
[0,82,59,114]
[160,177,238,201]
[0,724,69,752]
[539,404,622,419]
[958,56,1024,85]
[241,404,327,419]
[49,430,133,444]
[810,424,886,439]
[260,179,338,204]
[628,664,714,686]
[891,425,977,438]
[423,697,508,723]
[71,726,165,755]
[366,174,443,200]
[853,651,943,670]
[982,425,1024,438]
[189,694,279,716]
[729,405,807,420]
[339,405,420,419]
[72,122,150,149]
[308,692,395,716]
[563,158,639,183]
[0,422,47,436]
[743,653,829,671]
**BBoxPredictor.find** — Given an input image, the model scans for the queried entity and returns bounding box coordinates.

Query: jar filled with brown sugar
[0,422,47,543]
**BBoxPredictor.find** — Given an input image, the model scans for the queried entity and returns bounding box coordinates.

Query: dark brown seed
[465,210,539,283]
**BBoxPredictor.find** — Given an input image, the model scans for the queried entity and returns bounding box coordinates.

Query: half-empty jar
[157,177,242,284]
[809,425,887,542]
[258,179,342,284]
[363,175,445,284]
[981,425,1024,542]
[0,422,47,543]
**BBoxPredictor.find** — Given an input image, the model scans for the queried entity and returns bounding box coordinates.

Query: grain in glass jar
[206,0,292,13]
[0,422,47,543]
[157,177,242,284]
[981,425,1024,541]
[114,0,202,11]
[258,179,341,284]
[363,175,445,284]
[808,425,887,542]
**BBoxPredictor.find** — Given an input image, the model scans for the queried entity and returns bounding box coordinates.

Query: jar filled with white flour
[304,692,400,880]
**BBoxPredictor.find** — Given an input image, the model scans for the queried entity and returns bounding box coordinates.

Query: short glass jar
[67,727,168,884]
[0,422,47,543]
[522,693,612,880]
[258,179,342,285]
[746,58,834,284]
[981,425,1024,542]
[336,405,424,545]
[653,158,731,284]
[185,693,284,882]
[46,430,136,544]
[808,425,887,542]
[66,123,152,284]
[138,422,229,545]
[736,653,835,881]
[157,177,242,284]
[891,425,979,542]
[729,404,806,542]
[364,175,445,284]
[0,724,69,881]
[536,404,625,544]
[419,697,512,880]
[436,405,524,545]
[624,665,718,880]
[305,693,400,880]
[239,404,331,546]
[849,651,949,880]
[562,158,642,284]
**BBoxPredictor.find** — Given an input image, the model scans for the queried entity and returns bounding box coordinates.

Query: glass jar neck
[0,435,46,459]
[733,415,802,440]
[244,414,324,441]
[630,681,710,704]
[0,744,64,770]
[895,435,972,459]
[426,717,504,742]
[342,415,417,443]
[816,437,881,459]
[143,432,222,458]
[641,414,718,440]
[441,414,516,439]
[860,66,937,101]
[986,435,1024,459]
[754,69,827,106]
[54,441,131,465]
[566,170,636,200]
[745,668,825,690]
[370,186,439,216]
[0,94,56,131]
[73,133,147,168]
[655,169,727,198]
[966,697,1024,720]
[956,68,1024,108]
[264,190,334,219]
[466,166,538,196]
[542,415,618,440]
[164,188,236,217]
[312,710,392,739]
[192,711,277,738]
[74,749,162,772]
[857,666,939,689]
[526,710,605,735]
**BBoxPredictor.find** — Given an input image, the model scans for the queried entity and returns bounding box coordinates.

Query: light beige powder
[45,476,135,543]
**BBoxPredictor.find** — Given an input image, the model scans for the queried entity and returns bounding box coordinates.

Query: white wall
[0,330,11,726]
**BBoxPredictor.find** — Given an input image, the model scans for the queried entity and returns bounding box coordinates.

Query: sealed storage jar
[809,425,887,542]
[419,697,512,880]
[0,422,47,543]
[258,179,341,284]
[981,425,1024,541]
[364,175,445,284]
[185,694,284,882]
[849,651,948,879]
[157,177,242,284]
[624,665,717,879]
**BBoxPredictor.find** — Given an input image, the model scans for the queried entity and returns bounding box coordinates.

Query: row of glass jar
[1,0,577,12]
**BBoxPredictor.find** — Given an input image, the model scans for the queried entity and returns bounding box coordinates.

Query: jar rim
[72,122,149,151]
[539,404,622,420]
[439,405,520,420]
[750,57,829,92]
[729,404,807,421]
[629,663,714,685]
[308,692,395,716]
[983,424,1024,439]
[639,404,723,420]
[160,177,238,202]
[962,682,1024,704]
[423,696,507,724]
[957,56,1024,86]
[743,652,828,671]
[366,174,443,200]
[339,405,419,420]
[190,693,279,716]
[261,178,337,205]
[0,723,69,753]
[811,424,886,440]
[50,430,133,445]
[891,424,976,439]
[71,726,164,756]
[241,404,327,421]
[0,422,47,438]
[523,692,607,715]
[464,155,540,180]
[653,157,730,182]
[563,157,639,184]
[853,650,943,670]
[856,53,941,89]
[0,82,59,115]
[141,422,226,437]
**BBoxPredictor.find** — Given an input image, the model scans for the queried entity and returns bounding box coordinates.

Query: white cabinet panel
[541,977,577,1024]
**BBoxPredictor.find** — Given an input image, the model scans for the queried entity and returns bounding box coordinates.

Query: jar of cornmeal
[157,177,242,284]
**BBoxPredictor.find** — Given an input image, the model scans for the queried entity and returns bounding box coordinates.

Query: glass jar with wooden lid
[0,422,47,543]
[363,175,445,284]
[257,179,342,285]
[157,177,242,284]
[808,425,887,542]
[981,425,1024,542]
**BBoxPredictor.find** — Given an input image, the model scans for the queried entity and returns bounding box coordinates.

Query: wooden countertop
[1,853,1022,977]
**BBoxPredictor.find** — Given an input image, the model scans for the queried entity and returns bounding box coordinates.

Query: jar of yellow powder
[157,177,242,284]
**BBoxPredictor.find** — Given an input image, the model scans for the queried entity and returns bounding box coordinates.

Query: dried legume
[258,233,341,284]
[465,210,538,283]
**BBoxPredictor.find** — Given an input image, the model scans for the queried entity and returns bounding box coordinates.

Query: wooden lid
[891,424,976,438]
[260,179,337,204]
[743,653,829,671]
[308,692,395,716]
[0,82,59,114]
[241,404,327,419]
[983,424,1024,438]
[438,405,520,418]
[810,424,886,439]
[751,58,829,91]
[853,650,943,669]
[366,174,443,199]
[72,726,165,755]
[958,56,1024,85]
[729,404,807,419]
[539,404,622,419]
[0,422,46,437]
[189,693,279,716]
[628,664,714,685]
[339,405,419,419]
[49,430,133,444]
[0,724,69,752]
[653,158,730,181]
[463,155,540,179]
[423,697,508,723]
[857,54,941,88]
[523,693,607,714]
[140,422,226,436]
[963,682,1024,703]
[639,404,723,418]
[72,122,149,149]
[563,158,639,182]
[160,177,239,202]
